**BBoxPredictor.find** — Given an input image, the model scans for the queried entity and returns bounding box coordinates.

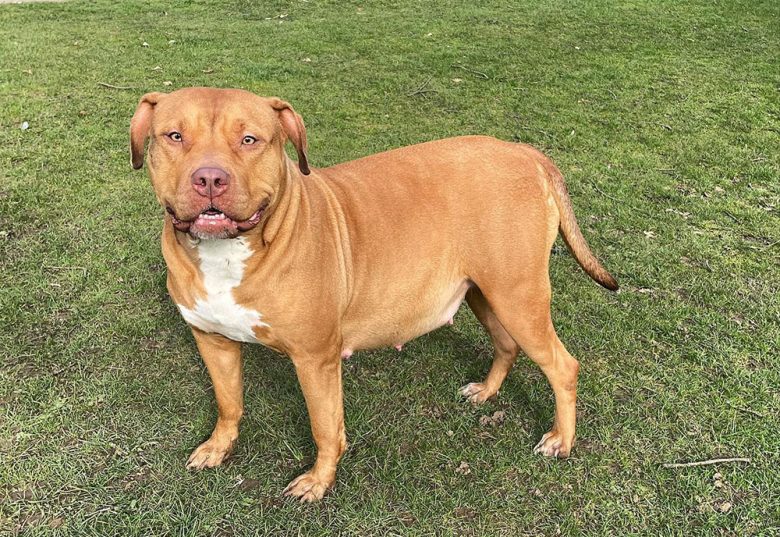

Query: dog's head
[130,87,309,239]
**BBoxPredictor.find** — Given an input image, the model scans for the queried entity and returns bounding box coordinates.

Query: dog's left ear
[269,98,310,175]
[130,92,166,170]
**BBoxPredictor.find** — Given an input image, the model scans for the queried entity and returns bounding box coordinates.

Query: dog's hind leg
[480,275,580,458]
[460,287,520,404]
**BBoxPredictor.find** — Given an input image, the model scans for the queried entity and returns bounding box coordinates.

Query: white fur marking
[178,237,268,343]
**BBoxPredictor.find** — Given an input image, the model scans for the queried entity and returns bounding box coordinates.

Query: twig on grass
[761,238,780,251]
[98,82,133,90]
[44,265,87,277]
[44,265,87,271]
[662,457,750,469]
[407,76,436,97]
[453,63,489,79]
[723,210,742,225]
[726,401,766,418]
[587,180,651,217]
[588,181,623,204]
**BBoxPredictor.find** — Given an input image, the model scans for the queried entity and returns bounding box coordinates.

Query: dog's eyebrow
[154,121,185,134]
[154,126,176,135]
[226,119,265,137]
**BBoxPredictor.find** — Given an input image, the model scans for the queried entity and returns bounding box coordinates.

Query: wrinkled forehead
[153,89,278,134]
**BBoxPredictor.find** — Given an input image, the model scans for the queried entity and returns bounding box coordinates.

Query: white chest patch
[177,237,268,343]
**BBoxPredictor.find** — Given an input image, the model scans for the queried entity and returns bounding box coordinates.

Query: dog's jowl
[130,87,618,502]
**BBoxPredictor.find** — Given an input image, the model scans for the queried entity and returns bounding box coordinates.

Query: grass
[0,0,778,534]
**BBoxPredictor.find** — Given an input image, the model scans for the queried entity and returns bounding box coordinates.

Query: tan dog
[130,87,618,502]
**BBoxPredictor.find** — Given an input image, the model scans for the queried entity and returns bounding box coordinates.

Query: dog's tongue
[170,215,192,233]
[236,210,262,231]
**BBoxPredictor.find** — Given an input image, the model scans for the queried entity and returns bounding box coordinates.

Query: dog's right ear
[130,92,166,170]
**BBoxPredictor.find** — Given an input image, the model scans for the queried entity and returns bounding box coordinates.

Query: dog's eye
[242,135,258,145]
[167,131,183,142]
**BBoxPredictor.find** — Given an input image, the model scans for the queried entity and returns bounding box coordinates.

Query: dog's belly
[341,280,471,356]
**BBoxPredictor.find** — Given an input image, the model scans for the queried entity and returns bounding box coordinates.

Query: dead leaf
[238,478,261,491]
[718,501,732,513]
[454,507,477,520]
[479,410,506,427]
[422,404,443,419]
[10,487,34,501]
[665,208,690,219]
[455,461,471,475]
[398,512,416,526]
[398,442,416,456]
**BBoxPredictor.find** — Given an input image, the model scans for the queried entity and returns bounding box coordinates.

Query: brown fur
[130,87,618,502]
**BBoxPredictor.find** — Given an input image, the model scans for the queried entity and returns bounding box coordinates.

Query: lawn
[1,0,778,535]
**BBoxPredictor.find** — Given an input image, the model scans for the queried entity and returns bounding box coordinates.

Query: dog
[130,87,618,502]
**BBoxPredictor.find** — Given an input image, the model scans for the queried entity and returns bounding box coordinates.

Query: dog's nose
[191,167,230,198]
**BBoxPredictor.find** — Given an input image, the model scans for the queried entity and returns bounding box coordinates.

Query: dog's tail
[529,146,619,291]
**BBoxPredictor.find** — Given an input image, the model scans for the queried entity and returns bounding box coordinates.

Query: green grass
[1,0,778,534]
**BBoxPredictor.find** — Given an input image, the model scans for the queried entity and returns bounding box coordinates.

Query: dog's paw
[283,471,334,503]
[459,382,496,404]
[186,437,235,470]
[533,430,572,458]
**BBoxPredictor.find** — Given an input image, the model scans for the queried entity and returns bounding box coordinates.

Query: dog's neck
[259,157,305,247]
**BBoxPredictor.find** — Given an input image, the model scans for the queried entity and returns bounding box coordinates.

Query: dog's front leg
[186,328,243,470]
[284,352,346,502]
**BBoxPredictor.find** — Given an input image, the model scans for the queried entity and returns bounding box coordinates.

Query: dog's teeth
[200,213,227,221]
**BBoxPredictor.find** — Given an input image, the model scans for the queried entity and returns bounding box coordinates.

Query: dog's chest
[177,237,268,343]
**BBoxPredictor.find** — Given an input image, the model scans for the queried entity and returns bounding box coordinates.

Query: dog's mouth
[167,201,268,239]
